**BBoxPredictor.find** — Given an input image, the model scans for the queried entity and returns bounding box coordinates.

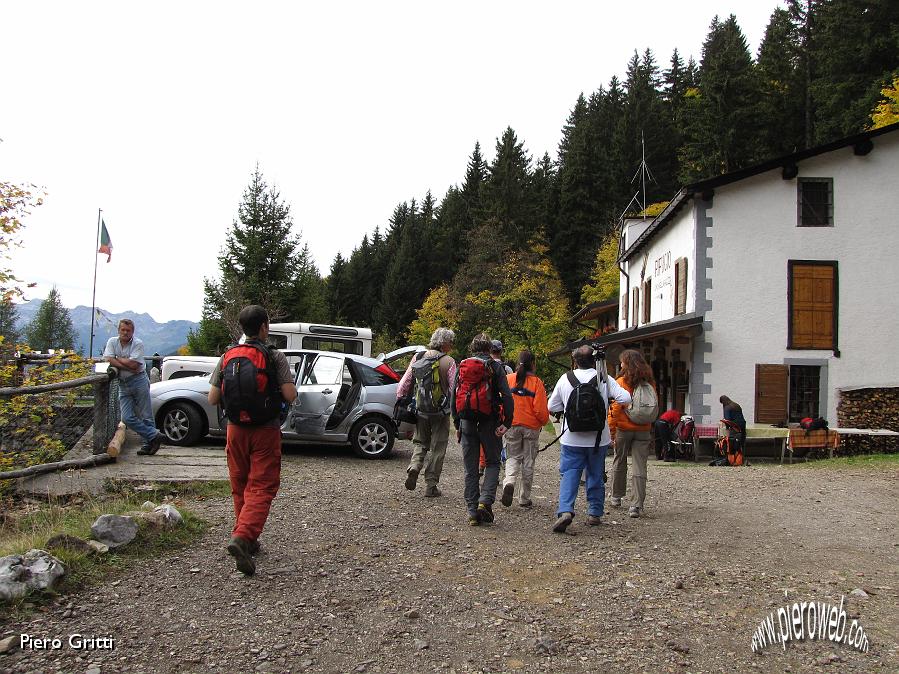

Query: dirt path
[2,434,897,673]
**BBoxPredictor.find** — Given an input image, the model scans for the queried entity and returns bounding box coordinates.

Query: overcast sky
[4,0,781,323]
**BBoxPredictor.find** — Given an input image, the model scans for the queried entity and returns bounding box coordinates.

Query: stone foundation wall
[836,387,899,456]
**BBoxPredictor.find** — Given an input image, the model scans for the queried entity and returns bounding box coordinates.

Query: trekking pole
[538,416,565,453]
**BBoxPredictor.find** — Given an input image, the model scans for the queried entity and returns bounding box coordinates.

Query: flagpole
[89,208,102,358]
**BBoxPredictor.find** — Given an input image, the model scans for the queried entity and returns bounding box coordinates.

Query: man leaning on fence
[104,318,164,456]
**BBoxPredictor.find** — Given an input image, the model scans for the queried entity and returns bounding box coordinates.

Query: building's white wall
[619,207,696,330]
[703,133,899,423]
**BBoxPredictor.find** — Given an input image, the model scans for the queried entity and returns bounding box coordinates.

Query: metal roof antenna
[630,130,657,218]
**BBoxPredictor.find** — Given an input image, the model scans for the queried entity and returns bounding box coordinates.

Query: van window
[169,370,209,380]
[267,334,288,349]
[301,337,362,355]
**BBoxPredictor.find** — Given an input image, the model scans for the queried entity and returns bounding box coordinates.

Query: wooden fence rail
[0,369,119,462]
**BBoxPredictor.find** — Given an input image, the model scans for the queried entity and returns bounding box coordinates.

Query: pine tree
[25,287,76,352]
[460,142,487,229]
[190,166,302,352]
[756,8,805,157]
[0,296,20,344]
[679,15,761,183]
[290,243,328,323]
[810,0,899,142]
[326,252,350,324]
[482,127,535,249]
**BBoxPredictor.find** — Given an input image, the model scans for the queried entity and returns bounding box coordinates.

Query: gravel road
[2,433,897,673]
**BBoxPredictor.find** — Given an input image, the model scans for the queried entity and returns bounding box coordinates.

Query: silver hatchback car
[150,348,419,459]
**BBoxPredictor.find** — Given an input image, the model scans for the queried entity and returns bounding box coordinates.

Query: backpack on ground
[800,416,828,433]
[412,353,449,416]
[563,371,606,433]
[220,342,282,425]
[676,415,695,442]
[454,357,495,420]
[625,381,659,424]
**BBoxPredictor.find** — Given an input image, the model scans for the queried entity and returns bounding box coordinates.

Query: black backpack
[563,371,606,433]
[220,342,282,425]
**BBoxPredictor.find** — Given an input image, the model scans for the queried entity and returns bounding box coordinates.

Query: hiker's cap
[491,339,504,352]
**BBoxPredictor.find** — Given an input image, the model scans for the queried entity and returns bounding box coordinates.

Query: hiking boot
[146,433,164,456]
[552,512,573,533]
[628,506,642,518]
[586,515,602,526]
[518,500,533,509]
[500,484,514,507]
[227,536,256,575]
[424,485,441,498]
[136,445,152,456]
[247,540,261,555]
[610,496,622,507]
[404,467,420,491]
[476,503,494,524]
[467,511,480,526]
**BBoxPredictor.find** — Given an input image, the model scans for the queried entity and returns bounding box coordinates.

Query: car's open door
[290,353,344,437]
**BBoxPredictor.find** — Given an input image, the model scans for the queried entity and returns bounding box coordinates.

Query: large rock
[90,514,138,548]
[0,549,66,600]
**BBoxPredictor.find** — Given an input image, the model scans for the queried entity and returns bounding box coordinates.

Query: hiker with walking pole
[546,344,631,534]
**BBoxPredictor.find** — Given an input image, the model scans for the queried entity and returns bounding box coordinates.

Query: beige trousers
[408,414,450,487]
[502,425,541,503]
[611,430,652,508]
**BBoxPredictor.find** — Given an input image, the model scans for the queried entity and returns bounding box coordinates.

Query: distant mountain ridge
[14,300,199,357]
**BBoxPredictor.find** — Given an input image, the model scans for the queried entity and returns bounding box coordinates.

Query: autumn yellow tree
[870,76,899,129]
[465,239,570,379]
[1,181,43,301]
[581,202,668,308]
[406,284,459,346]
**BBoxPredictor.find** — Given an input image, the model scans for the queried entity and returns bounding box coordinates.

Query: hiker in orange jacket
[608,349,655,518]
[500,350,549,509]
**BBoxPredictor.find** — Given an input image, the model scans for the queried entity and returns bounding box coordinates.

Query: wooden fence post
[93,375,110,455]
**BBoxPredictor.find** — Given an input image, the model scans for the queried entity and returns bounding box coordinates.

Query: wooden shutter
[755,364,789,424]
[676,257,688,315]
[621,292,628,327]
[642,279,652,324]
[632,287,640,327]
[790,263,835,349]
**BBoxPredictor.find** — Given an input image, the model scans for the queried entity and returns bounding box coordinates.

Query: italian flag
[98,219,112,262]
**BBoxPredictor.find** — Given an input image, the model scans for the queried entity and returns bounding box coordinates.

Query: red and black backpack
[220,341,282,425]
[454,356,496,420]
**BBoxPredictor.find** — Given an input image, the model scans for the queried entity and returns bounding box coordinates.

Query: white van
[158,323,373,381]
[266,323,373,357]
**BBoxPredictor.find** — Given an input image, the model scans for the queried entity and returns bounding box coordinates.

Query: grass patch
[783,452,899,470]
[0,480,230,616]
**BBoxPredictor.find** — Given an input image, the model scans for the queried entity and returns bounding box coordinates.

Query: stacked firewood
[836,387,899,456]
[838,387,899,431]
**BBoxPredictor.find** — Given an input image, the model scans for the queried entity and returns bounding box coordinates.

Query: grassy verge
[0,480,231,615]
[782,452,899,470]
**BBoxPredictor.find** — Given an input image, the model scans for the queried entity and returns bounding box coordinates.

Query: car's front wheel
[159,402,204,446]
[349,415,395,459]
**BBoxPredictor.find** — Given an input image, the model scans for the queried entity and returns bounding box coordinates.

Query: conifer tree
[679,15,761,183]
[482,127,535,249]
[0,296,20,344]
[190,166,302,352]
[25,287,76,352]
[810,0,899,142]
[756,8,805,157]
[326,253,350,324]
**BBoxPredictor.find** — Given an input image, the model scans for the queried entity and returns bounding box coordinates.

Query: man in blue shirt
[104,319,163,455]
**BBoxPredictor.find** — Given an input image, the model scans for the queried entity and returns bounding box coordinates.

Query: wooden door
[755,364,788,424]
